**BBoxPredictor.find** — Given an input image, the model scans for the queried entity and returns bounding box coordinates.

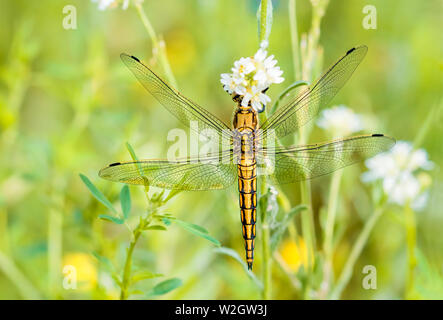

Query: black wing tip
[371,134,396,149]
[346,47,356,54]
[98,162,121,178]
[109,162,122,167]
[346,45,368,55]
[120,53,141,62]
[372,133,396,141]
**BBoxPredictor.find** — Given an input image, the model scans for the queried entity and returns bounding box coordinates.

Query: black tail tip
[247,262,253,270]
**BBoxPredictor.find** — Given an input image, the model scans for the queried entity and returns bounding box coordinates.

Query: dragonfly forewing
[259,46,368,142]
[120,53,232,142]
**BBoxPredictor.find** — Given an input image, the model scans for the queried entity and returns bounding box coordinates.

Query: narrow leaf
[131,271,163,284]
[145,225,167,231]
[92,252,115,272]
[99,214,124,225]
[79,174,117,214]
[174,219,220,246]
[126,142,150,188]
[271,204,307,251]
[112,273,123,288]
[149,278,182,296]
[162,217,172,226]
[125,142,139,161]
[176,220,209,234]
[120,185,131,220]
[214,247,263,289]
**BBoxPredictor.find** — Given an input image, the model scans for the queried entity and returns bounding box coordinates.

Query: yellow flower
[62,252,97,291]
[279,238,309,272]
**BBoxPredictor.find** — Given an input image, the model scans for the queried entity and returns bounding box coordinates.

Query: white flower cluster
[362,141,433,210]
[317,105,364,138]
[220,41,284,112]
[91,0,143,10]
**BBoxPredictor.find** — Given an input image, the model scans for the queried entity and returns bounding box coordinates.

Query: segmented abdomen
[238,162,257,270]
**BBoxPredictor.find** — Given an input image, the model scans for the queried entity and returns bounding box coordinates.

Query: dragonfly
[99,45,395,270]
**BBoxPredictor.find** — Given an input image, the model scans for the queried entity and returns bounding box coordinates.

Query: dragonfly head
[231,93,243,104]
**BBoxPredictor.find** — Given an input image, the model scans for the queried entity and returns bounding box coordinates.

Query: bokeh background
[0,0,442,299]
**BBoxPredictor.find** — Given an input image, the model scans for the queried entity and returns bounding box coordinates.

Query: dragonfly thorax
[232,107,258,166]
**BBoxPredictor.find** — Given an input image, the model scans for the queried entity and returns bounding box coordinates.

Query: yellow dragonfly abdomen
[233,106,259,270]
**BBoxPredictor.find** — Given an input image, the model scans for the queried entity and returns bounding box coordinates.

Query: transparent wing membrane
[259,46,368,141]
[101,48,394,189]
[257,134,395,184]
[120,54,232,141]
[99,152,237,191]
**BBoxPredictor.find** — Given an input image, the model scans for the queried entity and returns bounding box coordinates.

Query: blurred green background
[0,0,442,300]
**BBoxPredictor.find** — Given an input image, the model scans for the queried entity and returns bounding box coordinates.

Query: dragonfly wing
[259,46,368,140]
[257,134,395,184]
[120,53,232,141]
[99,152,237,191]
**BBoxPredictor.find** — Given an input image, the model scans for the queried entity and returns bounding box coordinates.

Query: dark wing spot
[346,47,356,55]
[109,162,121,167]
[372,134,384,137]
[130,55,140,62]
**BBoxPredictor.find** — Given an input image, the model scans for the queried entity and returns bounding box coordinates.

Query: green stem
[404,203,417,298]
[120,225,142,300]
[120,208,157,300]
[294,1,330,297]
[259,0,270,42]
[289,0,301,80]
[323,170,343,284]
[288,1,317,291]
[262,221,271,299]
[135,3,178,89]
[330,206,384,299]
[300,179,315,266]
[259,111,272,300]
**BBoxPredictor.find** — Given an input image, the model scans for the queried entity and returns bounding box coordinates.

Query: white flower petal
[220,43,285,111]
[317,105,364,137]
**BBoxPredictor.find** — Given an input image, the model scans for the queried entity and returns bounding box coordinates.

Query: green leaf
[99,214,124,225]
[131,271,163,284]
[214,247,263,289]
[112,273,123,288]
[257,0,273,42]
[92,252,115,272]
[162,217,172,226]
[120,185,131,220]
[79,174,117,214]
[178,221,209,234]
[174,219,220,246]
[126,142,149,188]
[125,142,139,161]
[145,225,167,231]
[270,204,307,251]
[148,278,182,296]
